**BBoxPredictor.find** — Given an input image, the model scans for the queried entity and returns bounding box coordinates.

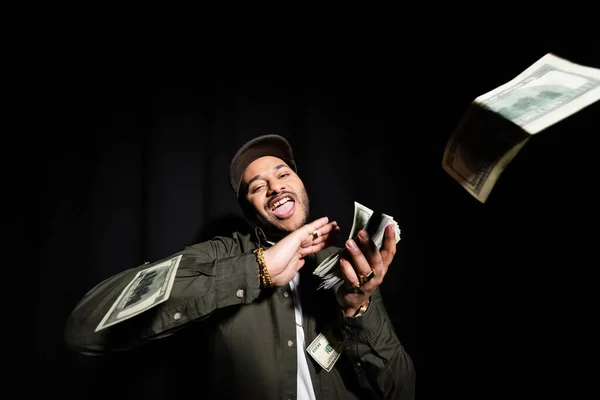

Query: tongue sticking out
[273,201,294,218]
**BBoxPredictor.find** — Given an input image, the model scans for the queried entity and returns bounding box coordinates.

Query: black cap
[229,134,297,197]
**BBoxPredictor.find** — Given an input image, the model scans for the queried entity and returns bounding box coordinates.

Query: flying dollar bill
[442,53,600,203]
[95,254,183,332]
[313,201,401,290]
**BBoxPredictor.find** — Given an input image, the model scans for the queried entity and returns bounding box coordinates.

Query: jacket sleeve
[340,288,416,400]
[64,233,261,355]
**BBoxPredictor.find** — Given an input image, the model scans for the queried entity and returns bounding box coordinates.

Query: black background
[12,3,600,399]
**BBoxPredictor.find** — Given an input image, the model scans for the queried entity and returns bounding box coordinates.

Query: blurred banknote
[442,53,600,203]
[95,254,183,332]
[313,201,401,290]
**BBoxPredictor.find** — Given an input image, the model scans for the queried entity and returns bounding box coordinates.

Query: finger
[304,221,338,246]
[299,240,330,257]
[345,237,376,280]
[339,256,360,288]
[354,231,385,283]
[356,229,377,254]
[318,221,338,238]
[307,216,330,234]
[299,223,338,255]
[301,217,329,245]
[380,224,397,268]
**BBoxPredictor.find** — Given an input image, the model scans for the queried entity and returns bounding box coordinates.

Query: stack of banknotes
[313,201,401,290]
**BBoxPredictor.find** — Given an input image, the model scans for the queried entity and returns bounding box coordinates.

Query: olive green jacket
[64,231,415,400]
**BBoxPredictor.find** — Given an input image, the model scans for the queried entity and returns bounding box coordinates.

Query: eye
[251,185,265,194]
[279,173,289,178]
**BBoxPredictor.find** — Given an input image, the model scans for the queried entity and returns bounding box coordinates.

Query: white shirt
[289,272,317,400]
[266,239,316,400]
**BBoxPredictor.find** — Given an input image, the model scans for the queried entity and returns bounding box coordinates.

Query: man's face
[241,155,309,234]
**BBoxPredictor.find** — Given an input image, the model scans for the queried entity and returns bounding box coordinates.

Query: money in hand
[313,202,401,290]
[95,254,183,332]
[442,53,600,203]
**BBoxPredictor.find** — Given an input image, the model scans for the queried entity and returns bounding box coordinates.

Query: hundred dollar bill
[313,202,374,284]
[348,201,373,240]
[442,53,600,203]
[314,202,375,282]
[313,201,401,290]
[306,327,345,372]
[95,254,183,332]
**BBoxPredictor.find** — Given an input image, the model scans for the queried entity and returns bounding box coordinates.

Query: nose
[267,181,285,196]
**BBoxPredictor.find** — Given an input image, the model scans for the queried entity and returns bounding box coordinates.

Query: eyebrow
[247,164,288,187]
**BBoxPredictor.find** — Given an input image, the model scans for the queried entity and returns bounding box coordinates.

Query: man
[64,134,415,399]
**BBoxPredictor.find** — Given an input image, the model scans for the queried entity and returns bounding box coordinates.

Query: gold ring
[359,270,375,285]
[311,230,319,240]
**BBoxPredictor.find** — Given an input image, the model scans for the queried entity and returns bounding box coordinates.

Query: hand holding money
[313,202,401,291]
[336,223,398,317]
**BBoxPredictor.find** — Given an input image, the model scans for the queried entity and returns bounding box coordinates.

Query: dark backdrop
[13,4,599,400]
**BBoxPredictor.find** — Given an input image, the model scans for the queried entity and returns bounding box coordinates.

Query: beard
[254,188,310,241]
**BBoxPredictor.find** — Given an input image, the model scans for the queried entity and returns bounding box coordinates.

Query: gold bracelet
[353,297,371,317]
[253,247,274,288]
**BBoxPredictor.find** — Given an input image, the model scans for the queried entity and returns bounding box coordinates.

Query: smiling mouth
[270,196,295,218]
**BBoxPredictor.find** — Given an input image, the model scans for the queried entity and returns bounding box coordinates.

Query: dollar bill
[348,201,373,240]
[95,254,183,332]
[313,201,401,290]
[306,327,345,372]
[442,53,600,203]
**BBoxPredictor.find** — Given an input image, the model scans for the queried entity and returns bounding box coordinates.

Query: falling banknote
[442,53,600,203]
[313,201,401,290]
[95,254,183,332]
